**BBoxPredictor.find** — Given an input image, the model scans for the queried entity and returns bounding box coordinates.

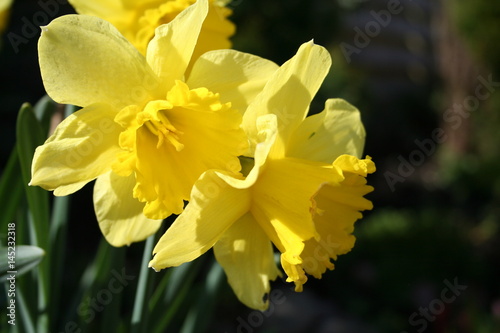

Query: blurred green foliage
[451,0,500,76]
[1,0,499,332]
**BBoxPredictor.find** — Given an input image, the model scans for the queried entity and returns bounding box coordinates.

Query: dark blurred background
[1,0,499,332]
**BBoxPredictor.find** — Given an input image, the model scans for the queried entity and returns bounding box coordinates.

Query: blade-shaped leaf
[0,245,45,279]
[16,103,50,243]
[16,102,51,333]
[0,147,24,236]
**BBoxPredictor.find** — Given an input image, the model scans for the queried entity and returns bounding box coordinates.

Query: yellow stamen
[142,111,184,151]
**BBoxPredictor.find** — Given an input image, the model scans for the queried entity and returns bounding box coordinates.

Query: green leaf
[59,239,112,330]
[16,103,51,244]
[0,147,24,239]
[180,259,223,333]
[33,95,57,137]
[150,258,205,333]
[16,286,37,333]
[0,96,56,244]
[0,245,45,280]
[16,103,51,333]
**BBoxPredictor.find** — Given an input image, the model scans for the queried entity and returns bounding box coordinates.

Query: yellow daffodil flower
[149,41,376,310]
[30,0,278,247]
[0,0,13,34]
[68,0,234,58]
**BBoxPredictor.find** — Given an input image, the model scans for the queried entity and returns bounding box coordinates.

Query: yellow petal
[38,14,160,109]
[333,154,376,177]
[251,157,343,265]
[280,255,308,292]
[94,171,163,247]
[214,213,280,311]
[215,114,278,190]
[287,98,367,163]
[149,170,251,270]
[53,181,88,197]
[146,0,208,91]
[0,0,13,33]
[191,3,235,62]
[187,49,279,114]
[68,0,145,49]
[242,41,332,157]
[30,103,123,195]
[278,156,374,291]
[68,0,125,19]
[299,155,375,280]
[0,0,13,12]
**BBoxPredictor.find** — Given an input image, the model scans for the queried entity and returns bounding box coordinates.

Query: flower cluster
[31,0,375,310]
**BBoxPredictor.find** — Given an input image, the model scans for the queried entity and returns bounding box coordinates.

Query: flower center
[139,109,184,151]
[112,80,243,220]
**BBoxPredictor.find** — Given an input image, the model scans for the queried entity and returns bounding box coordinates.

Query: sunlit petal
[214,213,280,310]
[146,0,208,90]
[30,103,122,195]
[94,171,163,247]
[242,41,332,157]
[38,15,160,109]
[149,170,251,269]
[187,49,278,114]
[287,98,366,162]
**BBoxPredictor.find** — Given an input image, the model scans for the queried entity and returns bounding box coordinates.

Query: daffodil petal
[187,49,279,114]
[53,181,88,197]
[333,154,376,177]
[38,14,159,109]
[68,0,125,18]
[146,0,208,90]
[216,114,278,189]
[301,155,375,278]
[251,157,343,264]
[94,171,163,247]
[287,99,367,163]
[0,0,12,33]
[242,41,332,157]
[30,103,122,195]
[149,170,251,270]
[280,255,308,292]
[191,3,235,62]
[0,0,13,12]
[214,213,280,310]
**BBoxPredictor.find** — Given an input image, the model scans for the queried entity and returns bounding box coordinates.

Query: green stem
[49,196,70,326]
[131,235,156,333]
